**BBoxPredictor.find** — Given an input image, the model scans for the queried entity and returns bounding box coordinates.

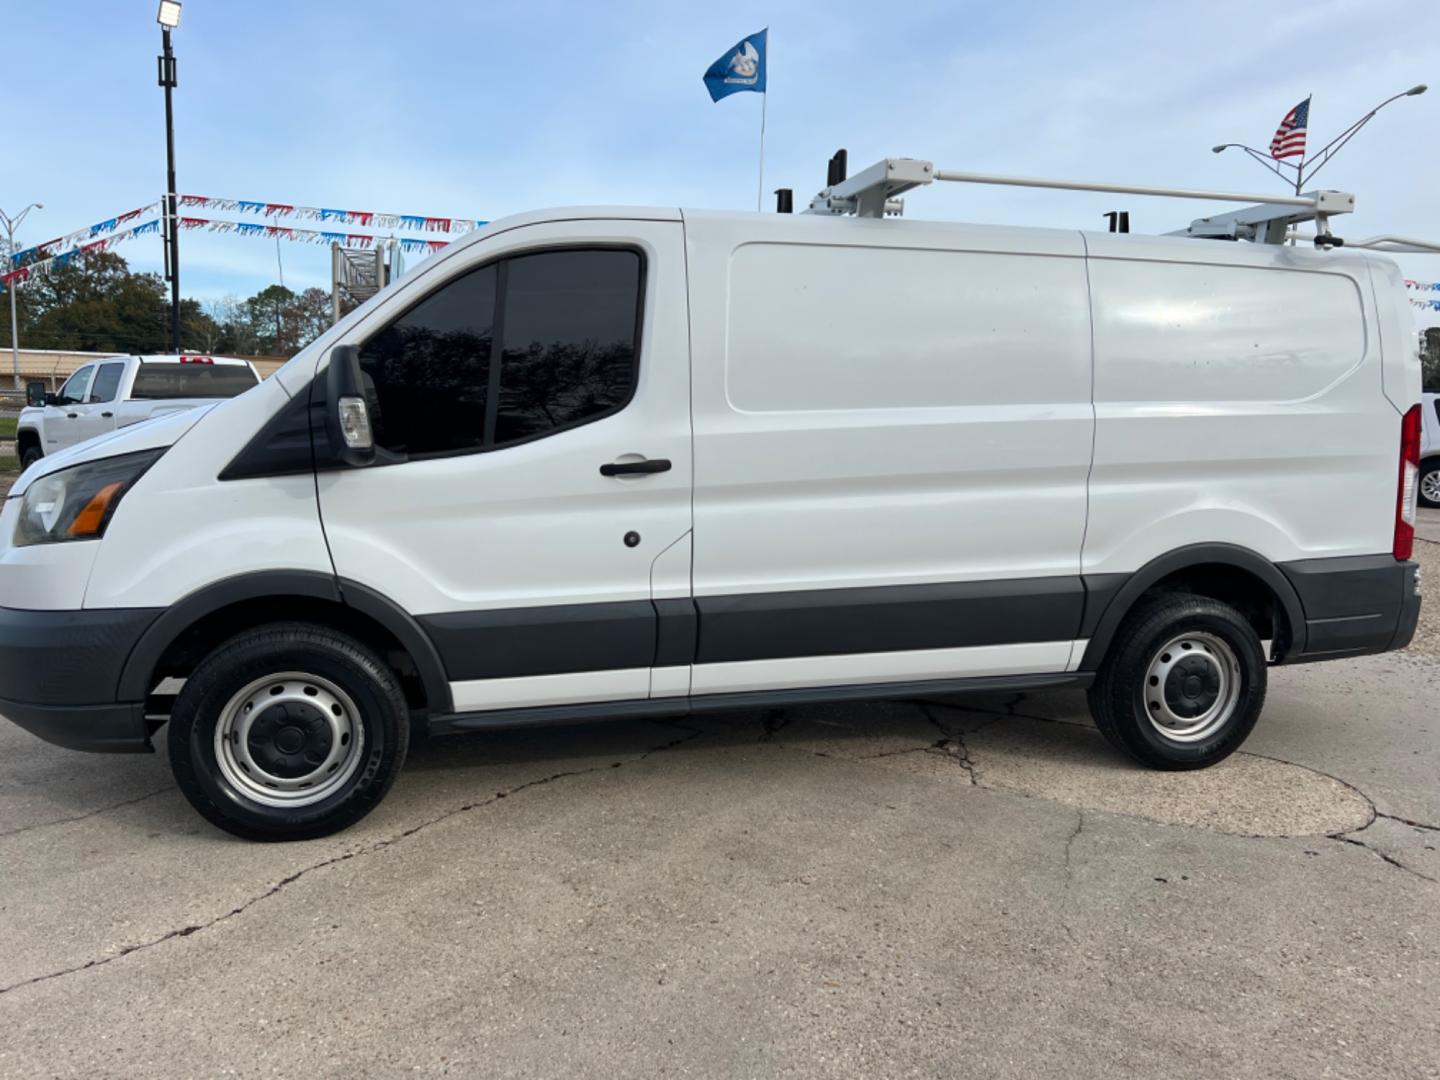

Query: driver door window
[357,248,642,459]
[55,366,94,407]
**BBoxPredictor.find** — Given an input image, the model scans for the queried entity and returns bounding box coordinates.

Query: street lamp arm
[2,201,44,390]
[0,202,44,235]
[1300,85,1428,188]
[1211,143,1297,185]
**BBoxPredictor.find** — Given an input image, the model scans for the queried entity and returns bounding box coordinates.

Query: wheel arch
[1080,544,1307,671]
[117,571,453,716]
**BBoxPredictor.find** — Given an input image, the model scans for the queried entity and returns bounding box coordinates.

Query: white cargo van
[0,167,1423,840]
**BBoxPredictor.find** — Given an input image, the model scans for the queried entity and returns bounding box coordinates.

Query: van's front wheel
[1087,594,1266,769]
[168,623,408,841]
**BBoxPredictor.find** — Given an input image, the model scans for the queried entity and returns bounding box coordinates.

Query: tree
[291,287,332,347]
[19,251,171,354]
[243,284,296,355]
[2,251,333,360]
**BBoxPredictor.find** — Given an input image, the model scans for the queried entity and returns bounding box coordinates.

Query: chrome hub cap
[214,673,364,808]
[1140,632,1241,743]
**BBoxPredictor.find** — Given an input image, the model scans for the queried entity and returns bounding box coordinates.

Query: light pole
[157,0,183,353]
[1214,85,1427,194]
[1,202,43,389]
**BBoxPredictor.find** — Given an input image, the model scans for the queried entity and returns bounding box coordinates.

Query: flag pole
[1294,93,1312,196]
[756,90,767,211]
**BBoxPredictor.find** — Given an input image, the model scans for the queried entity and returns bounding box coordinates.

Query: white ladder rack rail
[804,156,1356,246]
[1345,236,1440,254]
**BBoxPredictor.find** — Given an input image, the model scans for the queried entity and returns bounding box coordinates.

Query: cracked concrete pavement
[0,525,1436,1077]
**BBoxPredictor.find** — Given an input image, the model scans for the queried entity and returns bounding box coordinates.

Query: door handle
[101,411,114,418]
[600,458,672,477]
[66,412,78,419]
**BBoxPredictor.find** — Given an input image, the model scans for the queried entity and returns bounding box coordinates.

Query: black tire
[1087,593,1266,770]
[20,445,42,472]
[1420,459,1440,509]
[168,622,409,841]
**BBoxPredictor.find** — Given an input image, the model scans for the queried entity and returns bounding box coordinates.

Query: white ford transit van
[0,202,1423,840]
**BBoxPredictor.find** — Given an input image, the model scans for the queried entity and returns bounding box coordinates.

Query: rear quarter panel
[1082,235,1397,574]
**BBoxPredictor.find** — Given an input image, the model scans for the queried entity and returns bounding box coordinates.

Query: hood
[9,405,216,498]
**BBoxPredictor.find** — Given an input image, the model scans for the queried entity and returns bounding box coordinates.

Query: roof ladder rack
[803,153,1357,246]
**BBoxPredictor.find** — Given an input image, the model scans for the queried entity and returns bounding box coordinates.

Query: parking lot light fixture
[157,1,182,351]
[2,202,44,390]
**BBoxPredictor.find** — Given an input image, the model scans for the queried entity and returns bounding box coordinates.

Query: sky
[4,0,1439,329]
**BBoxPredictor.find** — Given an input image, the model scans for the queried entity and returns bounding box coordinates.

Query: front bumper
[1280,556,1422,662]
[0,605,162,752]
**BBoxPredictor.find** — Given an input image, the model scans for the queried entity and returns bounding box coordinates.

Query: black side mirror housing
[324,345,376,467]
[25,381,46,408]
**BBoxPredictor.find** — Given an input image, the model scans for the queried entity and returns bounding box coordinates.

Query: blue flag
[703,29,767,102]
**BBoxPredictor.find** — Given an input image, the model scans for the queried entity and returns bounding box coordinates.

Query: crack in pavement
[1063,810,1085,884]
[0,726,702,999]
[1376,811,1440,834]
[0,787,176,840]
[1057,810,1085,945]
[915,702,1440,888]
[1330,834,1439,885]
[915,703,980,784]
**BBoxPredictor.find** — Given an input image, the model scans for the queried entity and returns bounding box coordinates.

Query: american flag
[1269,98,1310,160]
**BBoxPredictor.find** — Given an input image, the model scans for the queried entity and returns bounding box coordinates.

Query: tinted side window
[88,362,126,404]
[359,264,496,456]
[494,250,642,446]
[57,367,94,406]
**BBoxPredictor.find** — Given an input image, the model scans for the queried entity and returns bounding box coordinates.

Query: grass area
[0,416,15,440]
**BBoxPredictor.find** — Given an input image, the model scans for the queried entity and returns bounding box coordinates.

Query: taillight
[1395,403,1422,561]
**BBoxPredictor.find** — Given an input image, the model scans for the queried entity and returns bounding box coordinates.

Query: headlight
[13,450,164,548]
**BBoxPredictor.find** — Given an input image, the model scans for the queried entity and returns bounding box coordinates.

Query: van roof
[439,204,1393,277]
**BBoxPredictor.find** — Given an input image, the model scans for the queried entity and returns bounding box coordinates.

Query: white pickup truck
[16,354,261,471]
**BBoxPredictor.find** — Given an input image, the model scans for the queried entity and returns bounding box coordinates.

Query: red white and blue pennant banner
[2,219,161,291]
[180,216,451,254]
[178,196,485,235]
[9,204,161,269]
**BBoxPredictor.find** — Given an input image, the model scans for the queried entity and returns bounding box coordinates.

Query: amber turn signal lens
[66,482,124,538]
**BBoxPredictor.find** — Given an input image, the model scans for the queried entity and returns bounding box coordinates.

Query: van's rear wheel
[1420,459,1440,509]
[1087,593,1266,769]
[168,622,408,841]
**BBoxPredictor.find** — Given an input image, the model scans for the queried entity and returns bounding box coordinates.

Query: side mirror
[25,382,46,408]
[325,345,376,467]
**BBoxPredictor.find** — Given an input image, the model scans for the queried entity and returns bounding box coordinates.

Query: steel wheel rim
[1139,631,1242,743]
[214,672,365,808]
[1422,468,1440,503]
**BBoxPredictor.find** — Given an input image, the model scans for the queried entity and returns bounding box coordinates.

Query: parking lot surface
[0,497,1437,1078]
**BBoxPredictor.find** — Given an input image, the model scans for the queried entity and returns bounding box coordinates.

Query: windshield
[130,364,259,400]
